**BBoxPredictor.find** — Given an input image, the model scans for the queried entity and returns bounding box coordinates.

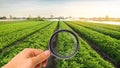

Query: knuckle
[40,54,46,61]
[23,48,30,51]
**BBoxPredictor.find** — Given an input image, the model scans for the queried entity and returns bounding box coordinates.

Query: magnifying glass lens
[49,30,79,59]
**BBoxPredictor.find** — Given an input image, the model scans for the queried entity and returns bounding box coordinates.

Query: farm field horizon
[0,0,120,68]
[0,20,120,68]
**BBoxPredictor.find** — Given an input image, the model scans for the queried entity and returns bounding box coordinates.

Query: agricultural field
[0,20,120,68]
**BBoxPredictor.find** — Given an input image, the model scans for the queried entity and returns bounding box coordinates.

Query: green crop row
[81,21,120,32]
[0,20,34,31]
[56,22,114,68]
[0,21,43,36]
[74,21,120,40]
[0,22,57,67]
[66,22,120,64]
[0,21,51,52]
[0,20,27,25]
[57,30,75,57]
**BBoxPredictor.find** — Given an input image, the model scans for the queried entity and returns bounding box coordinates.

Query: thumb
[31,50,50,64]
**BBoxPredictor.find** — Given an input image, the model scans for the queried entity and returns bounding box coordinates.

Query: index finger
[31,50,50,64]
[23,48,43,58]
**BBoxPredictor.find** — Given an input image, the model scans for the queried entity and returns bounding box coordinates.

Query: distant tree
[37,16,41,19]
[69,16,72,19]
[98,17,102,21]
[0,16,7,19]
[22,17,25,19]
[12,17,17,19]
[27,15,32,20]
[105,15,110,21]
[10,15,12,19]
[27,16,45,21]
[50,15,54,19]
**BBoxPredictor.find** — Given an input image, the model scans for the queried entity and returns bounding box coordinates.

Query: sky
[0,0,120,18]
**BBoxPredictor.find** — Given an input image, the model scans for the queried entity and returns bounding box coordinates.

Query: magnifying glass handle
[40,64,42,68]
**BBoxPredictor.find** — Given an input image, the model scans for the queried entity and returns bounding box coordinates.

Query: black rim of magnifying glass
[49,30,79,59]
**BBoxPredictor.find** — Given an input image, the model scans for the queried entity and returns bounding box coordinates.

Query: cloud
[0,0,120,17]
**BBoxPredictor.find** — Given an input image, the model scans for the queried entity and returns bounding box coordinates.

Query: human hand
[3,48,50,68]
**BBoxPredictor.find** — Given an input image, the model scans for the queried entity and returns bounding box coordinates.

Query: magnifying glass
[48,30,79,59]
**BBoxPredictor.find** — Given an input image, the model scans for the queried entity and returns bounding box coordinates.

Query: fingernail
[44,50,50,56]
